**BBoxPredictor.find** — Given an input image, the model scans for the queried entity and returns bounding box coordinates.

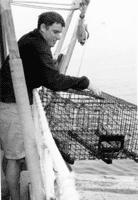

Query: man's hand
[88,81,102,96]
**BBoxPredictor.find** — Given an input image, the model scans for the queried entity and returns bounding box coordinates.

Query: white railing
[32,89,80,200]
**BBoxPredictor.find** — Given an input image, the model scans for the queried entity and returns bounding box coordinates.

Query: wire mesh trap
[39,88,138,164]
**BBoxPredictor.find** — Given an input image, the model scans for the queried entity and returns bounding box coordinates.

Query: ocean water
[73,160,138,200]
[73,159,138,177]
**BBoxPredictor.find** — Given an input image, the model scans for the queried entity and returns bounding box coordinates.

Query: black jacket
[0,29,89,104]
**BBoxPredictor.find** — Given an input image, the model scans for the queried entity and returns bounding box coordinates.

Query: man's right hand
[88,81,102,96]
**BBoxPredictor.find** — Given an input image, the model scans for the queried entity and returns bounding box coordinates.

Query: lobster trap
[39,88,138,164]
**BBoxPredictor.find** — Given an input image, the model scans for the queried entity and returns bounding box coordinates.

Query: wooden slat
[1,1,44,200]
[0,3,7,68]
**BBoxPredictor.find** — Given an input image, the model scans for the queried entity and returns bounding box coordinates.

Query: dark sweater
[0,29,89,105]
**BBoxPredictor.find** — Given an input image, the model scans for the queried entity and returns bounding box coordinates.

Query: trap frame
[39,88,138,164]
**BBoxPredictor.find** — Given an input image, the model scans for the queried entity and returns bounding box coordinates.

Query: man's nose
[56,34,61,40]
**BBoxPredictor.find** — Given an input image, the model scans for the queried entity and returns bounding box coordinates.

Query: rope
[53,37,77,63]
[77,37,88,77]
[60,37,76,55]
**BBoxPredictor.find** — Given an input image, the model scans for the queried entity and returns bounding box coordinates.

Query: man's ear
[40,23,46,33]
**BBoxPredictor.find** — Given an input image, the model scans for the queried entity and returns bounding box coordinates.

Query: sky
[11,0,137,104]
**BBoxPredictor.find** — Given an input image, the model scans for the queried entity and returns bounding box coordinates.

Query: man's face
[42,22,63,47]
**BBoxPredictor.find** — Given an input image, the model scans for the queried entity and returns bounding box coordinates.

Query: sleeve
[34,41,90,91]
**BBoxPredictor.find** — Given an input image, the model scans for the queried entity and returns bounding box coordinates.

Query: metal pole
[0,3,7,68]
[59,21,78,74]
[60,0,90,75]
[54,0,78,58]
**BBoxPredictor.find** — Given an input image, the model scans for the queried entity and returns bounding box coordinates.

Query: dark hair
[37,11,65,29]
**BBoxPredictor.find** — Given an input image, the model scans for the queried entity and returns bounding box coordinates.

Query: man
[0,11,101,200]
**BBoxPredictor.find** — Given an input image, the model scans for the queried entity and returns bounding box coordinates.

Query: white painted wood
[1,1,44,199]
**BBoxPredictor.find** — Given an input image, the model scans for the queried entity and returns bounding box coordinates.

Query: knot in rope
[79,0,90,18]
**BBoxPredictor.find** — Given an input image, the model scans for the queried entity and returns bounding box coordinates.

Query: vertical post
[1,1,44,200]
[0,2,6,101]
[54,0,78,57]
[60,21,78,74]
[0,3,7,69]
[60,0,90,75]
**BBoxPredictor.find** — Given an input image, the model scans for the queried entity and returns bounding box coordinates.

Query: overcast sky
[11,0,137,68]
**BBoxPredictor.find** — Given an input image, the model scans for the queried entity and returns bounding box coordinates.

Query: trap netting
[39,88,138,164]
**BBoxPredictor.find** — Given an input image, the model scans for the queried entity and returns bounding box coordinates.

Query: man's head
[38,12,65,47]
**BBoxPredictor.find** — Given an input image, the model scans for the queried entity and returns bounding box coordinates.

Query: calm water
[73,159,138,177]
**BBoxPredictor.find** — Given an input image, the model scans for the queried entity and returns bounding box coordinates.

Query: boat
[0,1,138,200]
